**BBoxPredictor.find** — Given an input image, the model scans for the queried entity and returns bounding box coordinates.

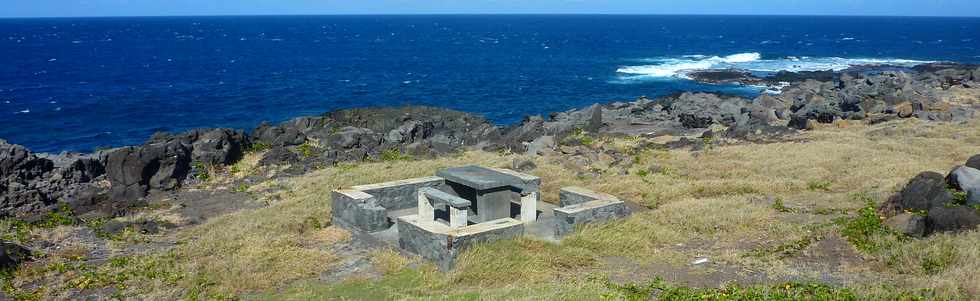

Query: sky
[3,0,980,18]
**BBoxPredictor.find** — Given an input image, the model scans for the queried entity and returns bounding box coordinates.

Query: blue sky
[4,0,980,18]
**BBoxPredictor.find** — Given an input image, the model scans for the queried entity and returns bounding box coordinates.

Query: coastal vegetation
[3,117,979,300]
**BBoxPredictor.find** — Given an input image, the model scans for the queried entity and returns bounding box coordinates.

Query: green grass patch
[604,277,936,301]
[807,180,833,192]
[380,148,412,162]
[836,195,893,253]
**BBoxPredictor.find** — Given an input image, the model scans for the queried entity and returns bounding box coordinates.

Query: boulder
[893,172,954,211]
[0,241,31,270]
[188,128,248,165]
[966,154,980,170]
[58,158,105,184]
[788,115,814,130]
[258,147,300,166]
[894,102,914,118]
[884,213,926,238]
[946,166,980,205]
[525,135,555,156]
[105,138,191,201]
[0,140,54,180]
[251,123,306,147]
[926,206,980,233]
[678,113,713,129]
[511,158,537,172]
[0,140,59,217]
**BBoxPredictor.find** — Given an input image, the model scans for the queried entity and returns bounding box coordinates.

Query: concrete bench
[418,187,472,228]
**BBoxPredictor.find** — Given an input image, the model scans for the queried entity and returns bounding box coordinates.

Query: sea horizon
[2,14,978,152]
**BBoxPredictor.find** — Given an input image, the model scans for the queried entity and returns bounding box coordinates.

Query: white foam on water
[616,52,933,81]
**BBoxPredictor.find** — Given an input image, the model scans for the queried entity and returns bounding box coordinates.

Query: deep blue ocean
[2,15,979,152]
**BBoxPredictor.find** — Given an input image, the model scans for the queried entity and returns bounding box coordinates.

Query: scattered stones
[882,155,980,237]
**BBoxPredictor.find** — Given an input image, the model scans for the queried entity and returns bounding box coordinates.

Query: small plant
[807,180,832,191]
[700,135,715,152]
[635,169,650,177]
[949,189,968,206]
[380,148,411,162]
[837,197,890,253]
[192,161,211,182]
[771,198,796,213]
[233,183,249,193]
[562,128,596,147]
[304,216,323,230]
[298,141,317,158]
[247,142,271,153]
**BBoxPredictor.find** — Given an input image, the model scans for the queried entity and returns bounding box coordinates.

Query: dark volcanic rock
[1,241,31,270]
[106,138,191,201]
[678,113,714,129]
[766,70,837,83]
[893,172,954,211]
[966,154,980,170]
[0,140,58,217]
[187,128,249,165]
[687,69,764,85]
[252,123,307,147]
[884,213,927,238]
[259,147,300,166]
[927,206,980,233]
[1,140,54,181]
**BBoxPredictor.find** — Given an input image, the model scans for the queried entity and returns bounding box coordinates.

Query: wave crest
[616,53,932,80]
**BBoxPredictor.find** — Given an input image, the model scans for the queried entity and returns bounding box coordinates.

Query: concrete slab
[554,199,630,237]
[437,165,524,191]
[559,186,620,207]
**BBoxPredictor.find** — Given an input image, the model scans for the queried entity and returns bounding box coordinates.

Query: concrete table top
[436,165,523,191]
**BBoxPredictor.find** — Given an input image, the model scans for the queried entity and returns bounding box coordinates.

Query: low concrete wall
[558,186,619,207]
[352,176,445,210]
[397,215,524,270]
[331,190,390,233]
[554,199,630,237]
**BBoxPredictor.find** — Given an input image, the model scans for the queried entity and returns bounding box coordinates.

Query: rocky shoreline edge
[0,63,980,269]
[2,62,980,272]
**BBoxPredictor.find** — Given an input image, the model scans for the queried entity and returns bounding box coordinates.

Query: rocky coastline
[3,63,980,220]
[2,62,980,276]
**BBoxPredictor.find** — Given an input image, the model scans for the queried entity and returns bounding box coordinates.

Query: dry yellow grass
[9,118,979,300]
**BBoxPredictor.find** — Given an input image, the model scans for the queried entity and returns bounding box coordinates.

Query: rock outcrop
[880,155,980,236]
[2,64,979,221]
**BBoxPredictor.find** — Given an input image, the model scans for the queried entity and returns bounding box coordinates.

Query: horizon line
[3,12,980,20]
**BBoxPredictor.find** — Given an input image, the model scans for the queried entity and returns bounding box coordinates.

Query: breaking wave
[616,52,933,80]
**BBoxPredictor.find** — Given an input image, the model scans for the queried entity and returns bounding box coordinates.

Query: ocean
[1,15,979,152]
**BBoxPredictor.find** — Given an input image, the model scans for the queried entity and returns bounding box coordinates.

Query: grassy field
[4,117,980,300]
